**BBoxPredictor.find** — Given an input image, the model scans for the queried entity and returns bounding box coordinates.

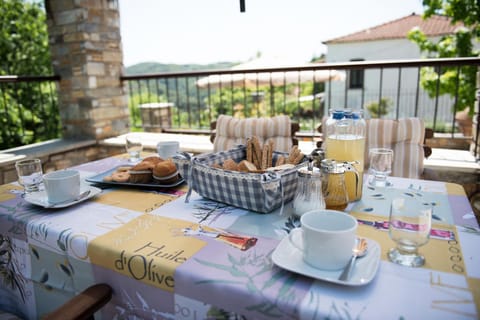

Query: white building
[324,13,464,124]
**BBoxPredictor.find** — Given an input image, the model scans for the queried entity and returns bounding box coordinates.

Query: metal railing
[0,75,60,150]
[1,57,479,156]
[120,58,480,145]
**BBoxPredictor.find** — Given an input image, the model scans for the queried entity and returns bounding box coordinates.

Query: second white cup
[289,210,358,270]
[43,170,80,204]
[157,141,179,159]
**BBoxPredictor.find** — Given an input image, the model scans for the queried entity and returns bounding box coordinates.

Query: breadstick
[252,137,262,169]
[275,155,286,167]
[292,151,305,165]
[267,140,274,168]
[287,146,300,164]
[246,137,254,163]
[261,143,270,170]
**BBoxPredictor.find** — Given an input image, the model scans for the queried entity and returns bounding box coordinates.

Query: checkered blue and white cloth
[174,146,306,213]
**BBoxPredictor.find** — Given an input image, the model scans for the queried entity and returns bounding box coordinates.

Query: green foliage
[0,0,58,149]
[408,0,479,115]
[204,82,324,127]
[0,0,52,75]
[126,62,238,130]
[125,63,326,131]
[366,98,392,118]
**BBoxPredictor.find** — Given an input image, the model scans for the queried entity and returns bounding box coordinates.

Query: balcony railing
[2,57,480,157]
[0,75,60,149]
[121,57,480,136]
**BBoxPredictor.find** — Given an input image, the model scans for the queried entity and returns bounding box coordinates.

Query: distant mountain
[124,61,236,75]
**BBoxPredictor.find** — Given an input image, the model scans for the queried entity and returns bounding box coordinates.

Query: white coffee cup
[43,170,80,204]
[157,141,179,159]
[289,210,358,270]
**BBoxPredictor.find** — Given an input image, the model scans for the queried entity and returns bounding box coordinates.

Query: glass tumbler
[388,196,432,267]
[125,134,143,163]
[15,159,43,193]
[368,148,393,187]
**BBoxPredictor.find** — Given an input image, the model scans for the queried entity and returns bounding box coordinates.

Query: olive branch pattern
[192,199,235,224]
[28,226,75,290]
[194,249,300,319]
[0,234,26,302]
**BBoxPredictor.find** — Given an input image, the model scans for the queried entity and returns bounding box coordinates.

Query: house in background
[323,13,465,124]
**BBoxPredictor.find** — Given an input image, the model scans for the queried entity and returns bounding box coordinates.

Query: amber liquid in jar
[324,172,349,211]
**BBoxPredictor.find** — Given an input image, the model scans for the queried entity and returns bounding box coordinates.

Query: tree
[0,0,58,149]
[407,0,479,116]
[366,98,392,118]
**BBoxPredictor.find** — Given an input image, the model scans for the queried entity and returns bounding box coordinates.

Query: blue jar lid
[332,110,344,119]
[344,110,353,119]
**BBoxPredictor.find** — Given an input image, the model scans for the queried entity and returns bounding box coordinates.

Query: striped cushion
[366,118,425,178]
[213,115,293,152]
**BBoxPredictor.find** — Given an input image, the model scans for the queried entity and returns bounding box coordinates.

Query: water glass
[15,159,43,193]
[388,196,432,267]
[125,134,143,163]
[368,148,393,187]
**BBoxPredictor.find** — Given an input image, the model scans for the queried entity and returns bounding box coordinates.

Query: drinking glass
[125,134,143,163]
[15,159,43,193]
[388,196,432,267]
[368,148,393,187]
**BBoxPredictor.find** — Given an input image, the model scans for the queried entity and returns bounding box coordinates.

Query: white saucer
[271,236,381,286]
[23,186,102,209]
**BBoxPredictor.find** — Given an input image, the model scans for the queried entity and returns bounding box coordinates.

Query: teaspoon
[338,237,368,281]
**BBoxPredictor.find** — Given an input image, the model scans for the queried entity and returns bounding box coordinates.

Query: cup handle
[288,228,304,251]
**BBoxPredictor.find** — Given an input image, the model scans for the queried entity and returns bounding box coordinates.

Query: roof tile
[325,13,463,44]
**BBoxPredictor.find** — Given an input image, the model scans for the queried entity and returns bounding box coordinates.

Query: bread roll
[131,161,153,171]
[153,159,177,178]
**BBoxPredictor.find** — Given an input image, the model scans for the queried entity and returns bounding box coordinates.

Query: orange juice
[325,134,365,201]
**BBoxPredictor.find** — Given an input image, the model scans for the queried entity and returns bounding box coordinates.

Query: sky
[118,0,425,67]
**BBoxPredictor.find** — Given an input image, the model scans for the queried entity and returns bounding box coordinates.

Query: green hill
[125,61,236,75]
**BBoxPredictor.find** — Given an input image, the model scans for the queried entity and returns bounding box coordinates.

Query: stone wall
[45,0,130,140]
[0,140,123,186]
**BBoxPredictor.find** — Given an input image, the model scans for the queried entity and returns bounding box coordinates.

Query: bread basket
[173,145,307,213]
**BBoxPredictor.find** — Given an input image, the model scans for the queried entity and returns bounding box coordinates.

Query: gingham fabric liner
[174,145,307,213]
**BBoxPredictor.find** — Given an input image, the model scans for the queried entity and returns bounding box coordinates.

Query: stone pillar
[45,0,130,140]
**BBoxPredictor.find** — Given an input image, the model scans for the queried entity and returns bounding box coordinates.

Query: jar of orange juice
[324,109,365,201]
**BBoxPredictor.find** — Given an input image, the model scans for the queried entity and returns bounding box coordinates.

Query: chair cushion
[213,115,293,152]
[366,118,425,179]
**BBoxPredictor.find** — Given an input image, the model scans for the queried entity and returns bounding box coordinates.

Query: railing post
[473,69,480,160]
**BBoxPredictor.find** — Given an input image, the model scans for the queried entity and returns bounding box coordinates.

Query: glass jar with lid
[293,166,325,216]
[324,108,365,201]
